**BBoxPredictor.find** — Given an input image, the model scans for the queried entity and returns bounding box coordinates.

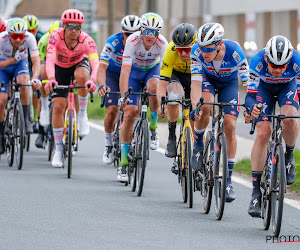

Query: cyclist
[98,15,141,165]
[0,19,6,32]
[118,12,168,182]
[245,35,300,217]
[0,17,41,154]
[157,23,196,157]
[190,22,249,202]
[44,9,98,168]
[23,15,45,134]
[35,20,63,148]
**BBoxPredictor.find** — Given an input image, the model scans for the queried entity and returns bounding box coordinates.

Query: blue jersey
[191,40,249,85]
[247,49,300,94]
[100,32,124,73]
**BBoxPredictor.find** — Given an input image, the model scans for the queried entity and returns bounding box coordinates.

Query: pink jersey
[46,28,99,81]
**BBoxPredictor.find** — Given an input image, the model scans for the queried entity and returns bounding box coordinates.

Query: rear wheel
[184,127,193,208]
[214,133,227,220]
[47,106,54,161]
[271,144,285,237]
[179,129,187,203]
[202,131,213,214]
[14,102,25,170]
[67,110,73,178]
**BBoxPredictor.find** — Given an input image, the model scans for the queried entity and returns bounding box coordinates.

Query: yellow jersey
[160,41,191,81]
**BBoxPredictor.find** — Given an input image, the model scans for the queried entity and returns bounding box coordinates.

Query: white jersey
[0,31,39,61]
[122,31,168,71]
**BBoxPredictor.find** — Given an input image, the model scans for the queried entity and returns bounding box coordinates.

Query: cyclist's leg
[278,80,299,185]
[103,69,120,164]
[74,58,90,137]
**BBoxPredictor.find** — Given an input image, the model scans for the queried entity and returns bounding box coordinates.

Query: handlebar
[249,105,263,135]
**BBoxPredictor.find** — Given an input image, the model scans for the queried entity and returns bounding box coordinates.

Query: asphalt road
[0,126,300,249]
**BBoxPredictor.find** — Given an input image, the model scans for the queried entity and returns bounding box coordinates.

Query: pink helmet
[61,9,84,24]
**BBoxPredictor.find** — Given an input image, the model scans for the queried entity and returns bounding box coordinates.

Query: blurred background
[1,0,300,59]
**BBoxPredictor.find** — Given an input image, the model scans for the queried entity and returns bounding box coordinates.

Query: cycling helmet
[197,22,224,46]
[61,9,84,24]
[23,15,38,30]
[172,23,196,46]
[49,20,63,34]
[0,19,6,32]
[121,15,141,32]
[6,18,28,34]
[140,12,163,31]
[265,35,293,65]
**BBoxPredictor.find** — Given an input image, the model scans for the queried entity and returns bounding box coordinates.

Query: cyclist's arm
[120,39,134,97]
[31,56,41,79]
[85,35,99,82]
[0,58,18,68]
[45,32,58,80]
[97,41,115,87]
[191,50,203,109]
[97,63,108,87]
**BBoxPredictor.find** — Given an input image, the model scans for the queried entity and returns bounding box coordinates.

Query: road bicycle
[195,96,247,220]
[161,97,194,208]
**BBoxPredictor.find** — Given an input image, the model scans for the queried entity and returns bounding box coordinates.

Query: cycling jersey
[46,28,99,81]
[100,32,124,73]
[191,40,249,85]
[38,32,50,61]
[160,41,191,81]
[122,31,168,71]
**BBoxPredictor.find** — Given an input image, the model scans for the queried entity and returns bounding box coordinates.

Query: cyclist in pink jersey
[45,9,98,168]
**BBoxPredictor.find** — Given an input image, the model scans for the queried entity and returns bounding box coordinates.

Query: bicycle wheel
[184,127,193,208]
[67,109,73,178]
[214,133,227,220]
[136,119,148,196]
[14,102,25,170]
[202,131,213,214]
[262,141,272,230]
[25,133,30,151]
[47,104,54,161]
[5,107,14,167]
[179,131,187,203]
[271,144,285,237]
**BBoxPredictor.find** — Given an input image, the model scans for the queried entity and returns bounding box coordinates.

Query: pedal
[171,163,179,175]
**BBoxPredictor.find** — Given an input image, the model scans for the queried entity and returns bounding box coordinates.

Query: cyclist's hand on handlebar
[97,85,110,97]
[14,50,27,62]
[45,80,58,94]
[251,103,262,119]
[31,79,42,90]
[85,80,97,92]
[118,97,130,108]
[244,110,251,123]
[191,109,202,122]
[158,106,167,118]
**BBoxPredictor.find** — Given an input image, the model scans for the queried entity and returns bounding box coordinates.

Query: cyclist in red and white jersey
[45,9,99,167]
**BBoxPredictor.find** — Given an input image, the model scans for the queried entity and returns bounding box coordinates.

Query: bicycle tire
[184,127,193,208]
[25,133,30,151]
[5,107,14,167]
[136,119,148,196]
[67,109,73,178]
[180,137,187,203]
[214,133,227,220]
[14,101,25,170]
[271,144,285,237]
[202,131,213,214]
[47,104,54,161]
[262,141,272,230]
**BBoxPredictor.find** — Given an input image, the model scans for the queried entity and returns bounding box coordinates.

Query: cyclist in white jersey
[117,12,168,182]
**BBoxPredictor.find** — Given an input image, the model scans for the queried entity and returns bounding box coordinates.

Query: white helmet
[197,22,224,46]
[265,35,293,65]
[140,12,163,31]
[7,17,28,34]
[121,15,141,32]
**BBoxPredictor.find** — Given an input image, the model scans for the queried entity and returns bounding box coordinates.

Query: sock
[149,110,158,130]
[41,96,48,110]
[105,131,115,146]
[251,171,262,197]
[78,95,88,114]
[168,121,176,139]
[53,127,64,152]
[22,105,30,122]
[286,144,295,159]
[194,127,205,149]
[33,108,38,122]
[227,159,235,184]
[120,143,130,166]
[0,122,4,137]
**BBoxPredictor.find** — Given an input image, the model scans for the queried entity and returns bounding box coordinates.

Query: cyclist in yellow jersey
[157,23,197,157]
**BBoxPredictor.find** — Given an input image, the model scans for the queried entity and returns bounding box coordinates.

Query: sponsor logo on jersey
[194,48,201,57]
[286,90,294,99]
[230,111,236,115]
[112,39,119,47]
[286,101,292,104]
[262,116,268,121]
[293,63,300,73]
[171,46,176,51]
[255,62,263,72]
[233,51,241,63]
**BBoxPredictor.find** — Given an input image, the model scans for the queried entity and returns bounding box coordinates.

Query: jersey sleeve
[38,33,49,61]
[100,36,117,65]
[160,43,175,81]
[232,44,249,86]
[191,46,203,82]
[158,36,168,68]
[46,31,59,79]
[84,35,99,81]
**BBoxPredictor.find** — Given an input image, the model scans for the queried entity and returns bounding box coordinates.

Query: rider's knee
[283,118,298,129]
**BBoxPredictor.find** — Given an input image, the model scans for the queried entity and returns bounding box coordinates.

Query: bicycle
[161,97,195,207]
[250,98,300,236]
[53,81,93,178]
[195,96,247,220]
[1,81,34,170]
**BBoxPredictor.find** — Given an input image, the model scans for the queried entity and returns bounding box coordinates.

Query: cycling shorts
[104,68,120,107]
[169,70,191,99]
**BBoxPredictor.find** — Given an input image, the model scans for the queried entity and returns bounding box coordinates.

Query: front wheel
[5,107,14,167]
[184,127,193,208]
[14,102,25,170]
[67,109,74,178]
[214,133,227,220]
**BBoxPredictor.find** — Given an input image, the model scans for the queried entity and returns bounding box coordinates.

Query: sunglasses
[10,33,26,40]
[65,24,81,31]
[142,29,159,37]
[175,46,192,53]
[28,29,37,34]
[199,45,218,53]
[123,31,133,36]
[267,57,288,69]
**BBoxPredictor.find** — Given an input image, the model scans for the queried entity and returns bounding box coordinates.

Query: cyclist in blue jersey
[245,35,300,217]
[98,15,141,165]
[190,23,249,203]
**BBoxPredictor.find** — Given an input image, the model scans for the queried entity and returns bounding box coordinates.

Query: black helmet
[172,23,196,46]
